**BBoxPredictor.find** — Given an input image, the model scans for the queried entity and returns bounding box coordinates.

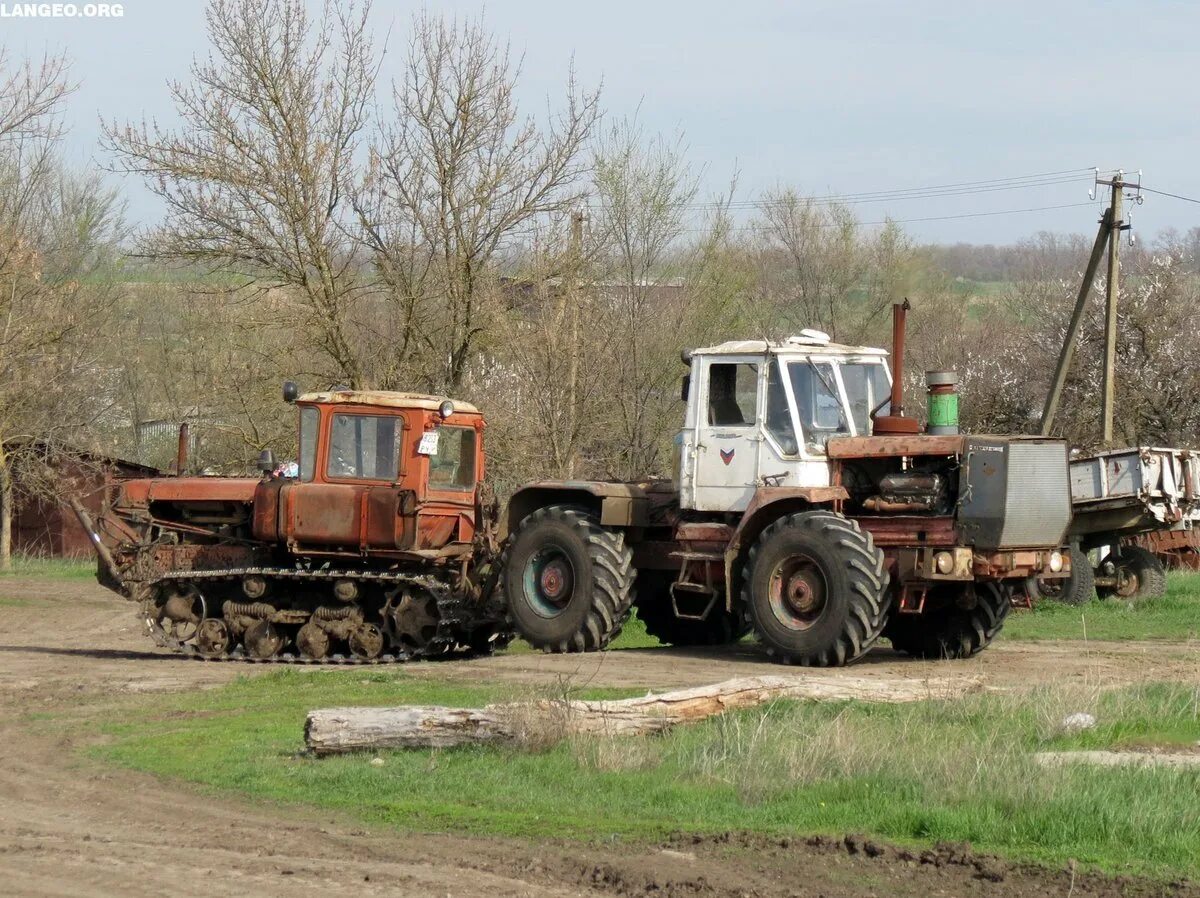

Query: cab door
[285,409,412,551]
[413,421,480,550]
[689,356,762,512]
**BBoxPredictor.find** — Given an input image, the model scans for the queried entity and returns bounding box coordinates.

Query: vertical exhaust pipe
[889,298,910,417]
[871,299,921,436]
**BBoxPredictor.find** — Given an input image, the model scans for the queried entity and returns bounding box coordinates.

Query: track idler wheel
[389,590,441,652]
[349,623,385,660]
[195,618,231,658]
[296,621,332,660]
[243,620,285,659]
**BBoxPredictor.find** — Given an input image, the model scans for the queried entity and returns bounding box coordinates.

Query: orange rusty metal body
[104,397,486,567]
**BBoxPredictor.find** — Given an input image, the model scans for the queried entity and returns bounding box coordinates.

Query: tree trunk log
[305,673,980,756]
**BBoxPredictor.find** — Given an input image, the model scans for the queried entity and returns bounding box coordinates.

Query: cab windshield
[765,358,892,455]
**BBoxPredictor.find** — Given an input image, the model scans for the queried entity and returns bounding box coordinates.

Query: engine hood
[117,476,261,506]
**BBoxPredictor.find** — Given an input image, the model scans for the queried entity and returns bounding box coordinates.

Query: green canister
[926,371,959,434]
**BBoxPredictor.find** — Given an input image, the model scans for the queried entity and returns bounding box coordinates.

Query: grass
[0,555,95,581]
[93,668,1200,880]
[1006,572,1200,642]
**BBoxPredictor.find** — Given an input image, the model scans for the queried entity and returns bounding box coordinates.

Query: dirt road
[0,575,1195,898]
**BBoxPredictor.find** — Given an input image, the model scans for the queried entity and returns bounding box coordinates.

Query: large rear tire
[633,571,749,646]
[886,582,1010,660]
[503,506,635,653]
[742,511,889,666]
[1096,545,1167,601]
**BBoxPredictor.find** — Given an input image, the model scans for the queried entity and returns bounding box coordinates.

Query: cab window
[429,426,477,490]
[298,407,319,482]
[326,414,402,480]
[786,361,850,454]
[764,361,798,455]
[707,362,759,426]
[840,363,891,435]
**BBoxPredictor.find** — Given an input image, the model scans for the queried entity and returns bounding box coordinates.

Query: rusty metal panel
[827,435,965,459]
[856,515,958,546]
[286,483,362,546]
[675,522,735,542]
[252,480,283,542]
[146,477,259,503]
[416,514,457,549]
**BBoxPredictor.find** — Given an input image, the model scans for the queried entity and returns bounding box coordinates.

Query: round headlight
[935,551,954,574]
[438,399,455,419]
[1048,551,1064,573]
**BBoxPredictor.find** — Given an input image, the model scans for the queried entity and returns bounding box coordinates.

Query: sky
[2,0,1198,244]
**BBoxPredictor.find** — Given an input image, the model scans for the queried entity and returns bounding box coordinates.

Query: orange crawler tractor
[76,389,508,661]
[79,303,1075,665]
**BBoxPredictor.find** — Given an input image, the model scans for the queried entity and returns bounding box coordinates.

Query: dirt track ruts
[0,575,1196,898]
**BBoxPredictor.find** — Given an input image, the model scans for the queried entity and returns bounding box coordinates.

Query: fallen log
[305,673,981,756]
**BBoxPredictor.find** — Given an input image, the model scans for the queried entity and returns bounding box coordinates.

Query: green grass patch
[0,555,95,581]
[1007,573,1200,642]
[94,668,1200,880]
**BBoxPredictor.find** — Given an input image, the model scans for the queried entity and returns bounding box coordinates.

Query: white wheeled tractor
[501,302,1074,665]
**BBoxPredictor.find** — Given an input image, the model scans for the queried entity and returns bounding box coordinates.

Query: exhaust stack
[871,299,921,435]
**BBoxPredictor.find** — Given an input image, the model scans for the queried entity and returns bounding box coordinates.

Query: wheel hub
[540,561,570,601]
[769,556,827,630]
[524,547,576,617]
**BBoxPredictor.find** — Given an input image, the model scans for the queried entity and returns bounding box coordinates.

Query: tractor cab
[251,388,485,558]
[679,331,892,512]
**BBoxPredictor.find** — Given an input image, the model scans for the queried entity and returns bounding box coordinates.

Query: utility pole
[1038,172,1132,439]
[566,209,585,478]
[1100,178,1124,444]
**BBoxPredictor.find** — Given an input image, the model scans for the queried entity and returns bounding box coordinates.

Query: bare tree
[0,161,124,569]
[590,119,700,479]
[744,191,915,344]
[357,12,601,392]
[104,0,377,387]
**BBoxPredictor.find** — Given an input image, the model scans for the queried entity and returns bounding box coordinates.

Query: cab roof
[298,390,481,414]
[690,331,888,359]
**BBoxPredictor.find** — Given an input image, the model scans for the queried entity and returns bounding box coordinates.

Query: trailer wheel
[886,582,1010,660]
[742,511,889,666]
[503,506,635,653]
[1096,545,1167,600]
[1026,545,1094,605]
[633,571,750,646]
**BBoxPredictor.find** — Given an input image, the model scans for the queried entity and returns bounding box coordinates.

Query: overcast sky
[4,0,1198,243]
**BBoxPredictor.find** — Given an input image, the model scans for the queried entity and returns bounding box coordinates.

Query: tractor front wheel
[503,506,635,653]
[742,511,889,666]
[886,582,1011,660]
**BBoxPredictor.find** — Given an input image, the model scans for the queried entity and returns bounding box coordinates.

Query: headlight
[1048,551,1064,573]
[935,551,955,574]
[438,399,455,419]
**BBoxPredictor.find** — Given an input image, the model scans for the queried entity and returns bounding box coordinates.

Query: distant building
[12,447,158,558]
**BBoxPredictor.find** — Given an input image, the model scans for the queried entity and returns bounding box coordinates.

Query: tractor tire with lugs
[503,506,635,653]
[1026,545,1094,606]
[886,582,1011,660]
[741,510,889,666]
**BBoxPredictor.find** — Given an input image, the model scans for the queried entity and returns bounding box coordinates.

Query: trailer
[1038,446,1200,603]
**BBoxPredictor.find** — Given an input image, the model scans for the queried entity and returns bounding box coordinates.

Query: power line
[676,201,1098,235]
[593,167,1100,212]
[1140,185,1200,206]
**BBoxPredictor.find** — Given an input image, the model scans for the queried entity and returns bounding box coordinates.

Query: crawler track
[144,566,508,664]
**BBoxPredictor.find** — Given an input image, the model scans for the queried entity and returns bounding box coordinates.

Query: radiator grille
[1000,442,1071,547]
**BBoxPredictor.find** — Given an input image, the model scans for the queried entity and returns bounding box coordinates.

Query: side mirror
[282,381,299,403]
[257,448,276,474]
[680,374,690,402]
